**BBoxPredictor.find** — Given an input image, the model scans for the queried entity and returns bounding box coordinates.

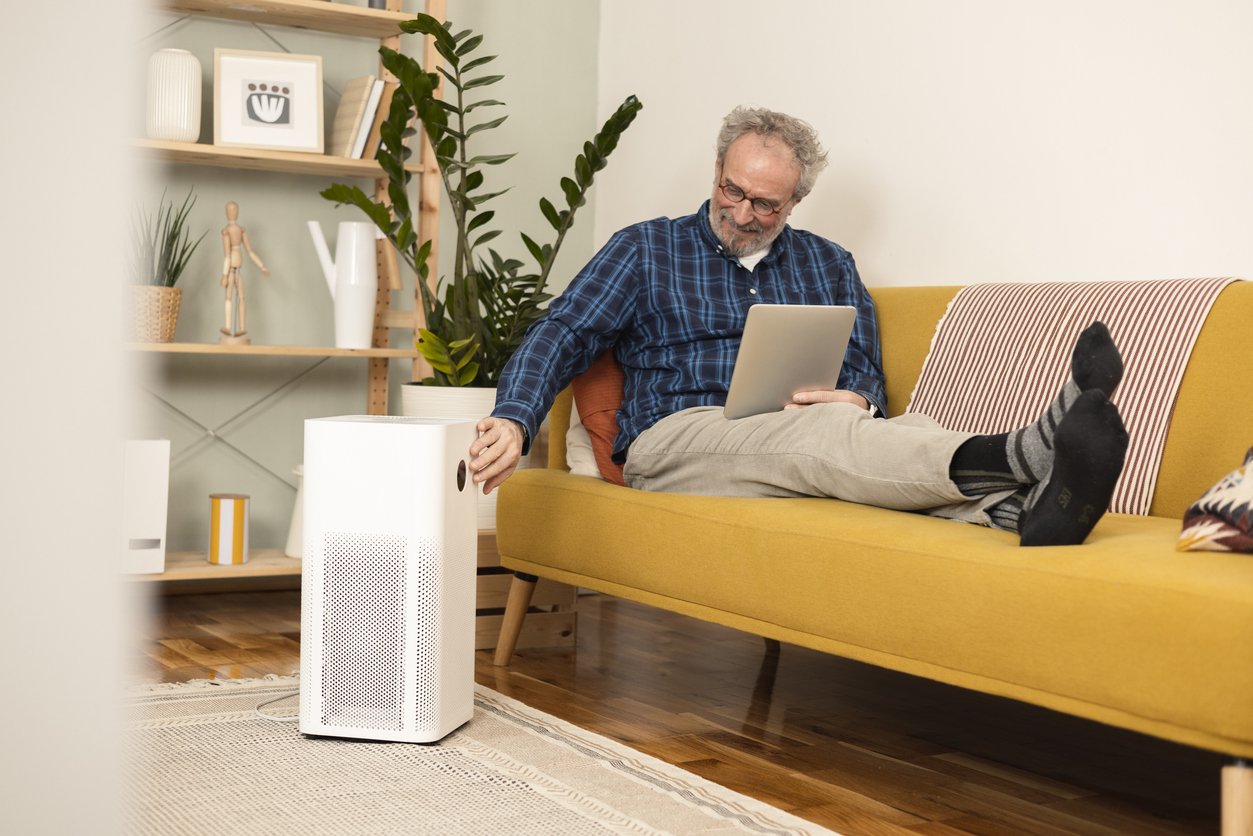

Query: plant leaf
[465,99,505,112]
[539,197,561,230]
[455,34,484,56]
[467,153,515,165]
[466,210,494,232]
[468,188,510,204]
[461,54,496,72]
[457,361,480,386]
[399,13,457,52]
[466,115,508,136]
[473,229,502,249]
[519,233,544,266]
[560,176,581,208]
[463,75,504,90]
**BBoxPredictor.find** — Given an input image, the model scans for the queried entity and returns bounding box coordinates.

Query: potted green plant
[129,188,206,343]
[321,13,642,388]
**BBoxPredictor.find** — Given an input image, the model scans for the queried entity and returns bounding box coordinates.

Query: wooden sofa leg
[493,572,538,667]
[1224,758,1253,836]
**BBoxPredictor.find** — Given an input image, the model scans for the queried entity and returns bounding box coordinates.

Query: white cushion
[565,394,604,480]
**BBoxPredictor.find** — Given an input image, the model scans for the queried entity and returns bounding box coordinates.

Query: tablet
[723,304,858,420]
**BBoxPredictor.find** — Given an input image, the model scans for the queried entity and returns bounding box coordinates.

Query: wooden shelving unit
[140,0,576,652]
[136,138,423,179]
[128,342,419,358]
[159,0,414,39]
[145,0,443,416]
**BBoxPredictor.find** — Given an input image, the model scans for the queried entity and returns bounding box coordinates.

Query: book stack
[327,75,385,159]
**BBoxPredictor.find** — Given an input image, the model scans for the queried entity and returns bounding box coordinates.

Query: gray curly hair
[715,106,829,201]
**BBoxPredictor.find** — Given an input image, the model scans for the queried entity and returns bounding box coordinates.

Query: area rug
[123,676,838,836]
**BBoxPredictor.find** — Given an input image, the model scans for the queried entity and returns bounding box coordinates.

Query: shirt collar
[696,199,790,267]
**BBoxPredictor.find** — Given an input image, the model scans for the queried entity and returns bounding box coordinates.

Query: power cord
[255,689,301,722]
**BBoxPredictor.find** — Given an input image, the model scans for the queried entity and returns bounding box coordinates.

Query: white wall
[594,0,1253,288]
[0,4,134,834]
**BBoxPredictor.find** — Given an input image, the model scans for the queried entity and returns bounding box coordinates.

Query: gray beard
[709,203,784,258]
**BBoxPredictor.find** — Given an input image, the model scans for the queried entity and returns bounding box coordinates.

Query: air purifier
[300,415,479,743]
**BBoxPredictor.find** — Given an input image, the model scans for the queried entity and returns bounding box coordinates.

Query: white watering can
[307,221,378,349]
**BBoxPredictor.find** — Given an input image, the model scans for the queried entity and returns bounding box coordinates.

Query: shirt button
[749,288,757,294]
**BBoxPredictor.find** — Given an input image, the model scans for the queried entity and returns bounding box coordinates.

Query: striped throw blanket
[907,278,1239,515]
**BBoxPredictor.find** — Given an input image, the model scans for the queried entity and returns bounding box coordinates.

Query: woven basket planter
[129,286,182,343]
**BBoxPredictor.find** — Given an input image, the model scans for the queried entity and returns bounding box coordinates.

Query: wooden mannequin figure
[220,201,270,345]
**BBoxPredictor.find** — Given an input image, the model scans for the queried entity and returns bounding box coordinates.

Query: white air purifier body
[300,415,479,743]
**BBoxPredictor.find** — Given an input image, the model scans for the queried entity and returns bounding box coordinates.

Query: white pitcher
[307,221,378,349]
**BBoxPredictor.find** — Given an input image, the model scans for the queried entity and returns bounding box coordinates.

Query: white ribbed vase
[400,385,530,530]
[146,49,201,142]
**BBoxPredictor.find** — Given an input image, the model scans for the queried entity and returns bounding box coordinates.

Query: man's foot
[950,321,1123,497]
[1069,320,1123,396]
[220,327,231,335]
[1018,389,1128,546]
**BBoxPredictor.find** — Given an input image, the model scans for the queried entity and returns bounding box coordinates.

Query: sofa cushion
[498,469,1253,756]
[571,350,626,486]
[565,395,603,480]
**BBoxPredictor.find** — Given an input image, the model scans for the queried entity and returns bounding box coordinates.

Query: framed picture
[214,48,324,153]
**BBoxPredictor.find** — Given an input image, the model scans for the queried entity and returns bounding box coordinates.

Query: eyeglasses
[718,181,789,216]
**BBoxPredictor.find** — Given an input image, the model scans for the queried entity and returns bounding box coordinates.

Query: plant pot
[401,383,530,530]
[129,286,182,343]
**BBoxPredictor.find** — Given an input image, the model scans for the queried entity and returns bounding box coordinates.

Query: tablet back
[723,304,858,420]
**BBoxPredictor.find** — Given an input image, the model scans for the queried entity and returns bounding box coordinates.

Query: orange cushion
[572,351,626,486]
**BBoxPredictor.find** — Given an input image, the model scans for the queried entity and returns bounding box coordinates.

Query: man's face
[709,133,802,258]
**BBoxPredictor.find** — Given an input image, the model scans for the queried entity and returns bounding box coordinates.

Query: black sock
[950,433,1015,497]
[1019,389,1128,546]
[949,321,1123,499]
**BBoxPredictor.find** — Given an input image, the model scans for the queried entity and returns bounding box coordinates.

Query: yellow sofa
[493,282,1253,818]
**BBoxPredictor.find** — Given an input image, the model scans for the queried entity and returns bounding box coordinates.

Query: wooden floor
[131,587,1223,835]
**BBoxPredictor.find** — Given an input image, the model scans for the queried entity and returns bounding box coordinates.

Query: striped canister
[208,493,250,565]
[146,48,201,142]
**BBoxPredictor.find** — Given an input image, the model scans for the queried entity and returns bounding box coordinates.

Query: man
[469,107,1128,546]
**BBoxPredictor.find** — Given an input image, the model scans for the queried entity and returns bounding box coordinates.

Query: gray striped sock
[1004,379,1083,488]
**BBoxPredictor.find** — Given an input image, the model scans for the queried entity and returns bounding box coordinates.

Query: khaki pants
[623,404,1015,526]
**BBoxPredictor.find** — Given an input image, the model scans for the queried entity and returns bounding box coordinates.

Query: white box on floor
[121,439,170,575]
[300,415,478,743]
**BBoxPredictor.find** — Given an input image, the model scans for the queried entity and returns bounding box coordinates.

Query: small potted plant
[129,188,205,343]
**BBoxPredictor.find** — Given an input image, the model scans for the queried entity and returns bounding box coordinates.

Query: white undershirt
[735,241,772,272]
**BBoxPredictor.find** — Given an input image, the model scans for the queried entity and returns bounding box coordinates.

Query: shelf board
[126,548,301,582]
[128,341,419,358]
[137,139,422,179]
[159,0,412,39]
[128,532,500,583]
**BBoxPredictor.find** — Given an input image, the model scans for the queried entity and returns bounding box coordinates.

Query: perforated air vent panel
[412,536,440,732]
[321,532,406,732]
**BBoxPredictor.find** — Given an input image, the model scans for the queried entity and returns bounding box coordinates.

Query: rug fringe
[125,672,300,695]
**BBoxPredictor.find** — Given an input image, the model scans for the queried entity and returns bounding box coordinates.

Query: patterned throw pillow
[1177,447,1253,553]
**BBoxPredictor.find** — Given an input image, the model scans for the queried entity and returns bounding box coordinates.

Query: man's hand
[784,390,869,411]
[469,416,525,495]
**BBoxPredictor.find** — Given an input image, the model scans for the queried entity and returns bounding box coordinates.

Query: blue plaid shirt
[493,201,886,462]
